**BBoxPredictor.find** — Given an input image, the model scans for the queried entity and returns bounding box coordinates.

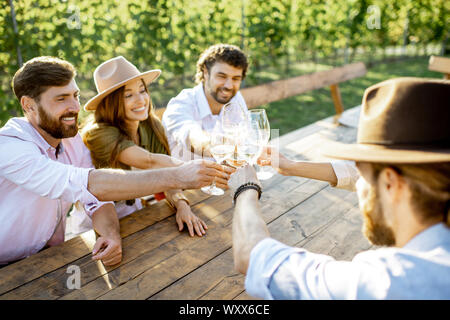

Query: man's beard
[207,82,236,105]
[37,103,78,139]
[360,183,396,246]
[211,88,235,104]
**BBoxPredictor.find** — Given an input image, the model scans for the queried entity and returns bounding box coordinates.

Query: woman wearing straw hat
[72,56,211,238]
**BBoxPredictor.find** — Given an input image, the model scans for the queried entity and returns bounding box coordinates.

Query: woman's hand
[175,200,208,237]
[257,146,292,176]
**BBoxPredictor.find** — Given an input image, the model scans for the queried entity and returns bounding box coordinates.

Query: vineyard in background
[1,0,448,128]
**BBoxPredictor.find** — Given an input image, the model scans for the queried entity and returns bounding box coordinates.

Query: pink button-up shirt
[0,117,109,264]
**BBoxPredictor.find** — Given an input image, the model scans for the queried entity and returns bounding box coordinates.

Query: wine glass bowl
[248,109,274,180]
[201,132,232,196]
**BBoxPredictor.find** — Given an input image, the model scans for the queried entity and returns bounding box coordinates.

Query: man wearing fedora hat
[228,77,450,299]
[162,44,249,160]
[0,56,229,266]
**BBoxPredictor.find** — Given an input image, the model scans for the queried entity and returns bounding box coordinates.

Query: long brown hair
[83,79,170,167]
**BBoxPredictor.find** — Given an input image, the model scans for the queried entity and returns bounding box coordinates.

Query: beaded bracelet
[233,182,262,204]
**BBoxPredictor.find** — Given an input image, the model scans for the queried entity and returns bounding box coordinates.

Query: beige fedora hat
[84,56,161,111]
[321,77,450,163]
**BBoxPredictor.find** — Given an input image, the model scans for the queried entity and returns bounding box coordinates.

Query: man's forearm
[91,203,120,239]
[88,167,181,201]
[232,189,269,274]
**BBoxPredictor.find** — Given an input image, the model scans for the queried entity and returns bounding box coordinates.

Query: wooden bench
[155,62,367,120]
[428,55,450,79]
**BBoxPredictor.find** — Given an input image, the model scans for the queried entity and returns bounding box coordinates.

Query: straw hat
[321,77,450,163]
[84,56,161,111]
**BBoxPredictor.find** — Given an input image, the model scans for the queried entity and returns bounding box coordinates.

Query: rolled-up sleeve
[0,137,106,217]
[330,160,359,191]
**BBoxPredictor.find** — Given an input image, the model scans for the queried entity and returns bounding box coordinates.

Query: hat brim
[321,140,450,163]
[84,69,161,111]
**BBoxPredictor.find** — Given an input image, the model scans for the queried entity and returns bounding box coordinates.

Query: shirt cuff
[245,237,303,300]
[330,160,357,191]
[77,167,113,217]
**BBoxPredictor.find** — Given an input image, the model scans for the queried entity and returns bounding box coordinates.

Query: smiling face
[203,61,243,105]
[123,78,150,124]
[26,79,80,145]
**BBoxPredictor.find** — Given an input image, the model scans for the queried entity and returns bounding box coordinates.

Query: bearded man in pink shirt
[0,57,230,266]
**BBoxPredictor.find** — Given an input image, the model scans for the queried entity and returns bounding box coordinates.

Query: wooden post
[330,84,344,116]
[428,56,450,80]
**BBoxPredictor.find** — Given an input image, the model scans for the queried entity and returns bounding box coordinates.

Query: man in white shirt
[0,56,230,266]
[228,77,450,299]
[162,44,249,160]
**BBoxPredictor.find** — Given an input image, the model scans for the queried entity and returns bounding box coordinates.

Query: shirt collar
[403,222,450,252]
[194,83,214,120]
[24,119,64,157]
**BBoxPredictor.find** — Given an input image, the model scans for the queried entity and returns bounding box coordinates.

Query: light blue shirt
[245,223,450,299]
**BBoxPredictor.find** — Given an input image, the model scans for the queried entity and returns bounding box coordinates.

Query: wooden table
[0,106,374,300]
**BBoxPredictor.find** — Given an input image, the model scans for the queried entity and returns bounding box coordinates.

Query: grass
[256,56,446,136]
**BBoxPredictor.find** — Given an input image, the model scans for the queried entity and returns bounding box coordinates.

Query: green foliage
[0,0,447,128]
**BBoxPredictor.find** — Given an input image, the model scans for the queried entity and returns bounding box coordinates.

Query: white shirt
[246,223,450,299]
[0,118,110,264]
[330,160,359,191]
[162,83,248,161]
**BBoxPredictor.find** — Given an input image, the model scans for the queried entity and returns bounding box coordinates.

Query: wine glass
[221,100,248,139]
[221,100,249,168]
[249,109,274,180]
[201,131,234,196]
[236,120,264,166]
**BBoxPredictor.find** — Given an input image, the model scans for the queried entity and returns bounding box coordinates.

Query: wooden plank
[150,185,358,300]
[0,189,208,296]
[428,55,450,78]
[93,179,328,300]
[240,62,366,109]
[153,64,367,119]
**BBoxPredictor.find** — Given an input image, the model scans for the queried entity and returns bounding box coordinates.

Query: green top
[83,120,168,170]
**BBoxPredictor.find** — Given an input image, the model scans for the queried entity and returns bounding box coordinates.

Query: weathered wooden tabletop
[0,106,374,300]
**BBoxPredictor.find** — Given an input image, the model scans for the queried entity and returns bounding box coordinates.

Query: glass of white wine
[222,100,249,168]
[249,109,274,180]
[222,100,248,139]
[226,120,263,168]
[201,132,234,196]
